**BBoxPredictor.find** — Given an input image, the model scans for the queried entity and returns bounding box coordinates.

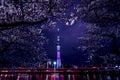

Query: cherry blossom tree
[0,25,49,68]
[78,24,120,66]
[76,0,120,66]
[0,0,66,30]
[75,0,120,26]
[0,0,67,68]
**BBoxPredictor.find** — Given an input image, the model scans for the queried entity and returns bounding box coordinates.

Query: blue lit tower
[56,28,61,68]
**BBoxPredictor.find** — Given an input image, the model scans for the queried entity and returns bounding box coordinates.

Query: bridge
[0,67,119,80]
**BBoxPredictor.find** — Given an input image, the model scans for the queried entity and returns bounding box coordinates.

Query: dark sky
[44,20,88,66]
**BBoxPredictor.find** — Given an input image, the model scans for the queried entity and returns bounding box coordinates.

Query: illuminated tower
[56,28,61,68]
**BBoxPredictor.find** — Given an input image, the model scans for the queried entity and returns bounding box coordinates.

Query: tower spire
[57,28,61,68]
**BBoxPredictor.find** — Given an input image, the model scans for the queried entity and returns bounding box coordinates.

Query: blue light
[57,45,60,50]
[116,65,118,68]
[57,28,60,31]
[57,38,60,41]
[53,61,57,65]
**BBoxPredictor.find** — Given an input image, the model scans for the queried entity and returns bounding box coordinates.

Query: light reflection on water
[0,68,120,80]
[0,73,117,80]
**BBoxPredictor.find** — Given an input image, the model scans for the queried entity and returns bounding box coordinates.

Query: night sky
[44,20,87,66]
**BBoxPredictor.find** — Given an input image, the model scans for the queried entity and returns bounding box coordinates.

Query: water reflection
[0,73,119,80]
[0,68,120,80]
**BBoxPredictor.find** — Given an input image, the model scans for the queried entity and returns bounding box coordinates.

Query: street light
[53,61,57,67]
